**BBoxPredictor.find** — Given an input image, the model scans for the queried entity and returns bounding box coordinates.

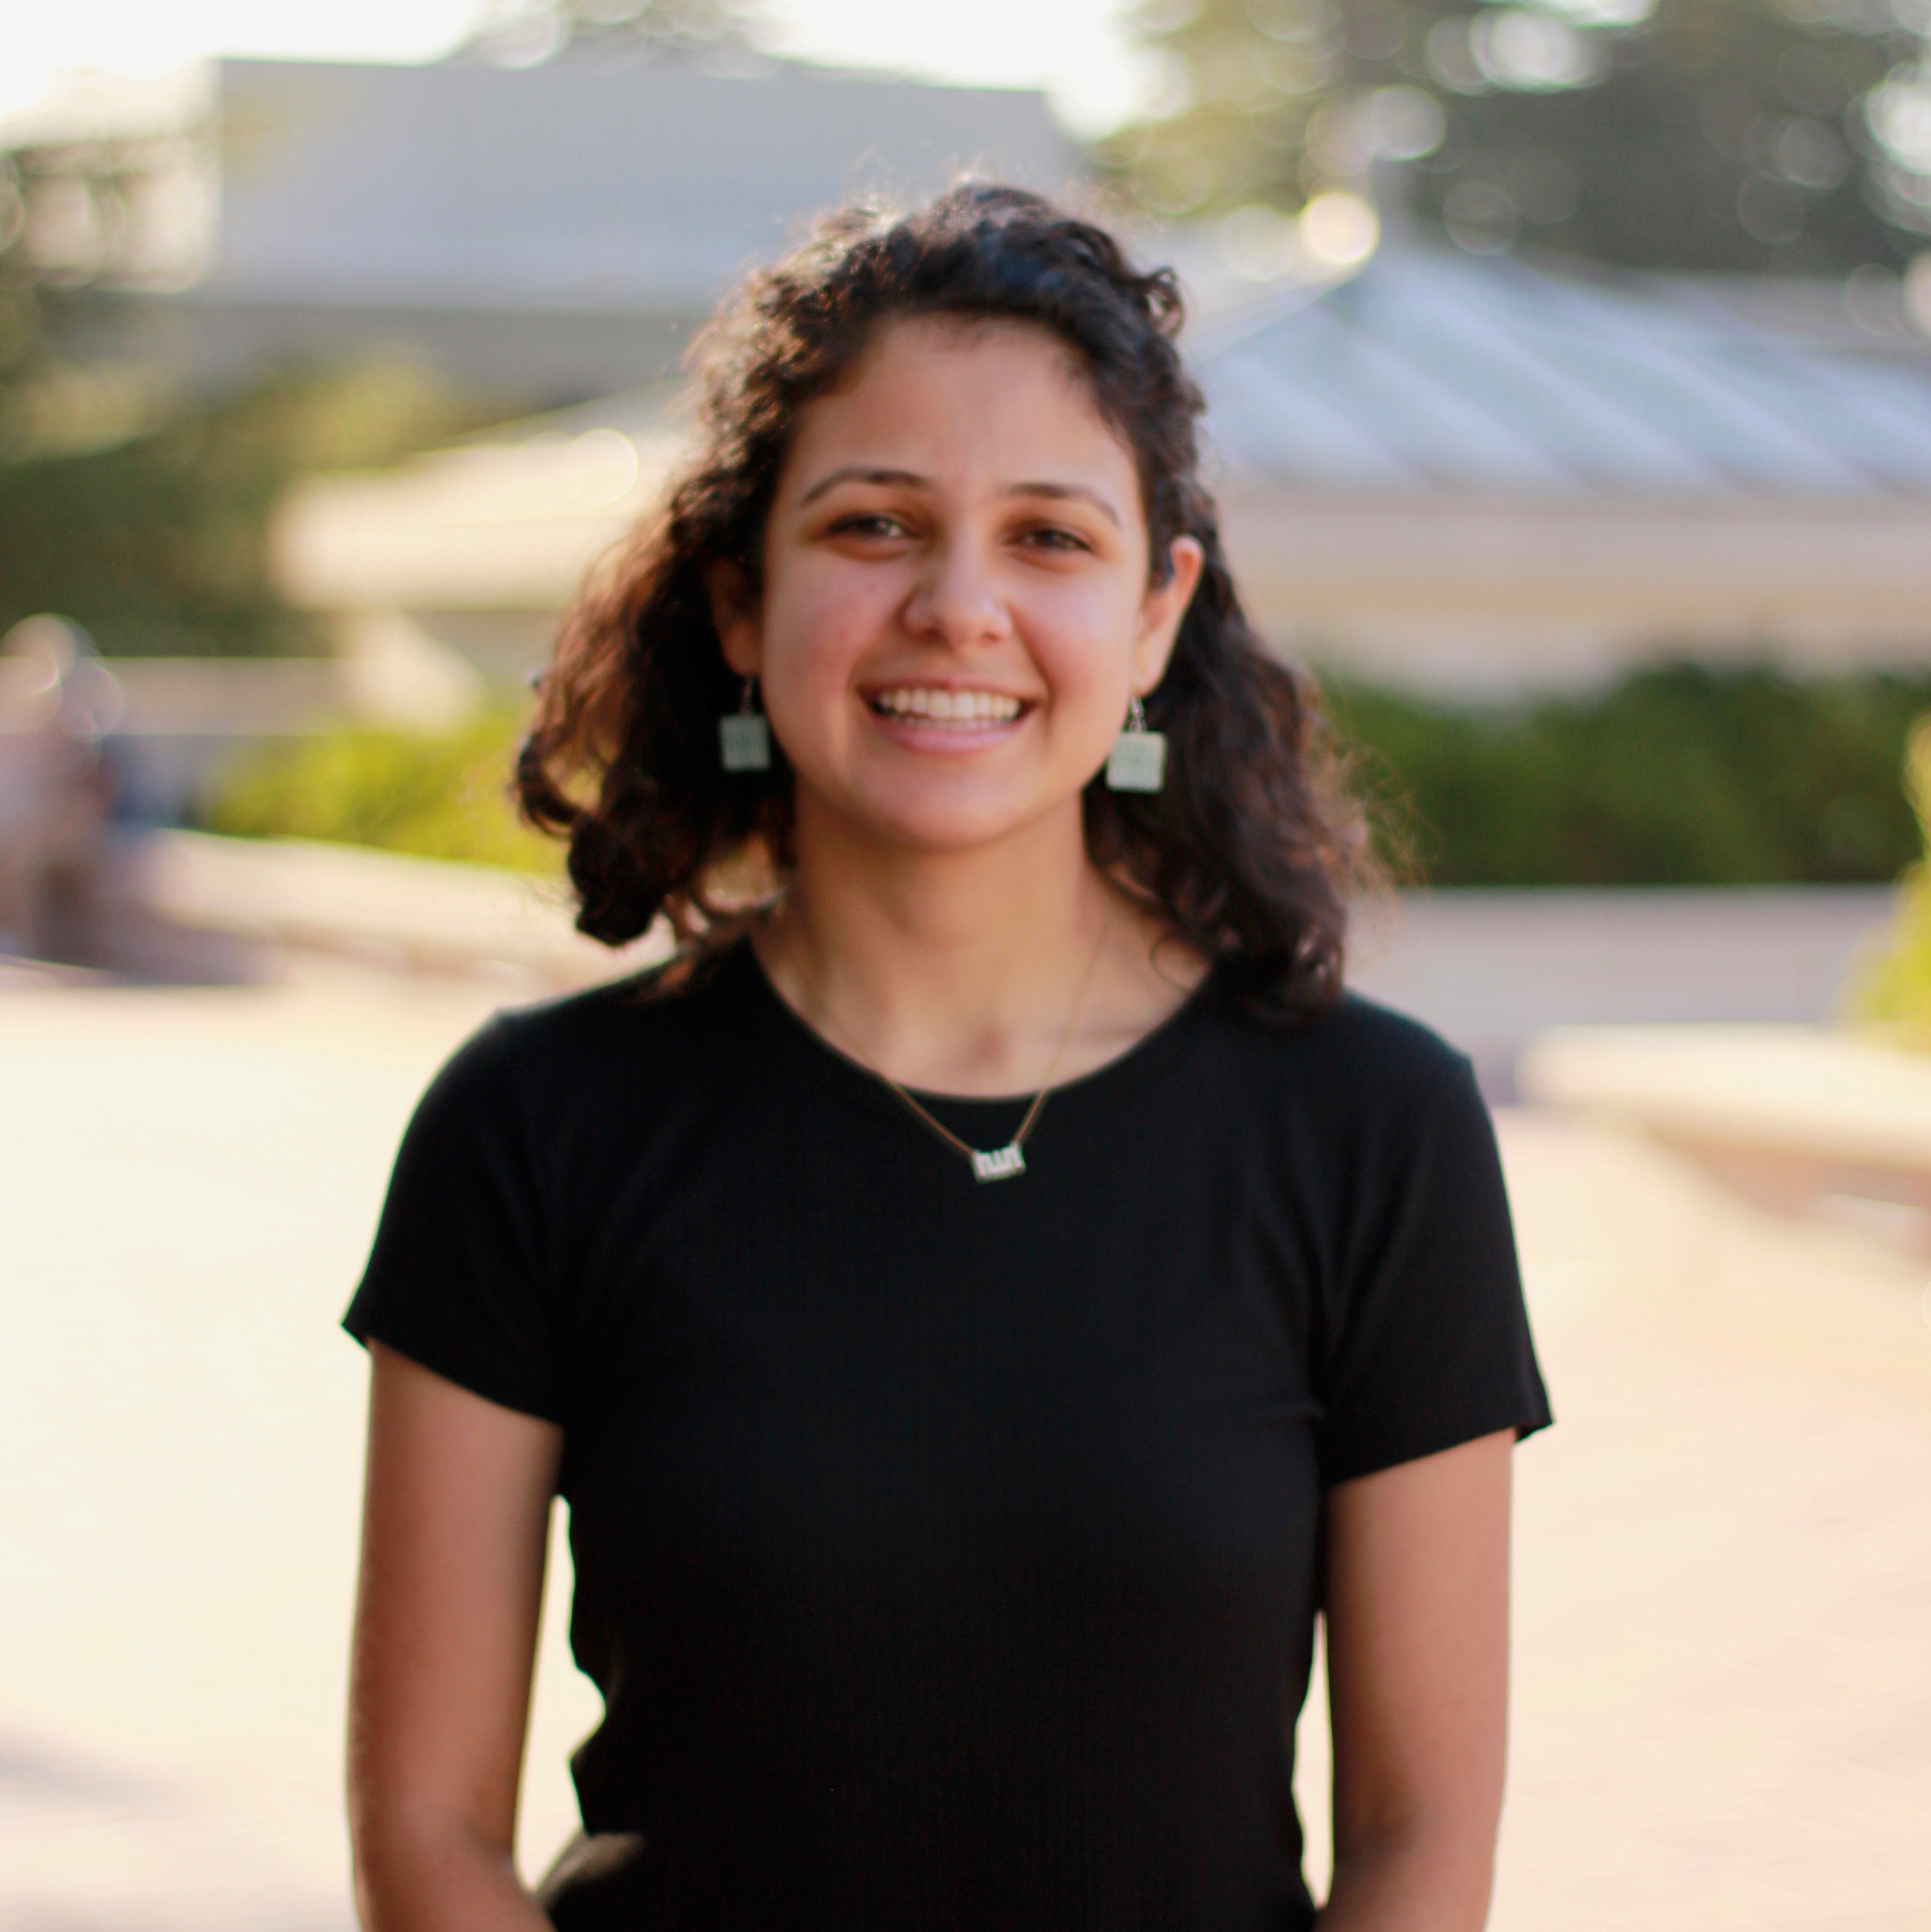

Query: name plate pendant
[970,1144,1027,1183]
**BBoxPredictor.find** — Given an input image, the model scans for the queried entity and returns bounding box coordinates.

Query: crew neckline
[728,936,1225,1130]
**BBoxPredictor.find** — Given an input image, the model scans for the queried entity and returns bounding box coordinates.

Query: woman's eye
[830,513,906,540]
[1018,525,1091,554]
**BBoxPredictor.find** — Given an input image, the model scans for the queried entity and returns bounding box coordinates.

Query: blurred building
[2,48,1083,817]
[1200,246,1931,693]
[1,51,1081,403]
[13,49,1929,706]
[273,243,1931,698]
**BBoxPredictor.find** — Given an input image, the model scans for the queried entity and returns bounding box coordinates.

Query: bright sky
[3,0,1155,135]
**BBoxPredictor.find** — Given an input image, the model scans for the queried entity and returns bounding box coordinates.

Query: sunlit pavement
[4,969,1928,1931]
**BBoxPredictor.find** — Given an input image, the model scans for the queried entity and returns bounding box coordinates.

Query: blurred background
[3,1,1929,1927]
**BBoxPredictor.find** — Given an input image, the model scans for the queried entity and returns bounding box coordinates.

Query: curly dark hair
[518,182,1371,1018]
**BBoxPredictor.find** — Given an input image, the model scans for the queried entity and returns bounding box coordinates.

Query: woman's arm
[1316,1429,1515,1932]
[347,1341,564,1932]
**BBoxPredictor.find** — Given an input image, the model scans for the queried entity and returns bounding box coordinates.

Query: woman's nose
[901,537,1010,650]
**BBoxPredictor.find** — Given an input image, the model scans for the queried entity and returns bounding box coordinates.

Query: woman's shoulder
[1194,977,1484,1164]
[420,944,756,1125]
[1214,978,1471,1098]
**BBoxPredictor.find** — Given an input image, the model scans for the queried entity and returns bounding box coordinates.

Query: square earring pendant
[719,713,771,772]
[1106,727,1166,793]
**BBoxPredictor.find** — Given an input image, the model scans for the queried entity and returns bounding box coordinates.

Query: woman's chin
[805,772,1084,858]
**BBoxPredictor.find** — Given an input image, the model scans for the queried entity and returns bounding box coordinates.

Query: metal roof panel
[1195,248,1931,500]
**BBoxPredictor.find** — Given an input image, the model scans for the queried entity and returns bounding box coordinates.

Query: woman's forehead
[782,316,1133,485]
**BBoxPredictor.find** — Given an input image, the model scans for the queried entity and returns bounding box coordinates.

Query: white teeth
[872,688,1022,724]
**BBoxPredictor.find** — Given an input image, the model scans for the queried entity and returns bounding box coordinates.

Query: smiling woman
[517,192,1362,1024]
[341,186,1550,1932]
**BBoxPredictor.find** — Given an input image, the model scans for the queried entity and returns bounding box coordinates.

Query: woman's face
[714,317,1202,856]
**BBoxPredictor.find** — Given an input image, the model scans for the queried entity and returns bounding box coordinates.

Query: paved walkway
[4,968,1928,1930]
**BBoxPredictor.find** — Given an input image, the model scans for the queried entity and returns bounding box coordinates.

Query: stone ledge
[110,829,668,991]
[1519,1023,1931,1253]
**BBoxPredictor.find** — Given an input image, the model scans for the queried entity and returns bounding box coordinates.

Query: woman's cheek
[775,565,893,689]
[1027,593,1139,730]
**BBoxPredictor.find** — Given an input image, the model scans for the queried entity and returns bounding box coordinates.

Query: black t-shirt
[346,941,1550,1931]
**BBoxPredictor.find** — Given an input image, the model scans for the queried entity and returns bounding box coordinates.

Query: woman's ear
[1131,536,1205,695]
[707,563,762,678]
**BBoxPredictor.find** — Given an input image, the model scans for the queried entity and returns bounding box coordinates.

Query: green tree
[0,361,499,657]
[1113,0,1931,273]
[463,0,763,64]
[1847,715,1931,1042]
[1,114,513,656]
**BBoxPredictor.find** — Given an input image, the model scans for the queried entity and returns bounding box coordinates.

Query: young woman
[344,185,1550,1932]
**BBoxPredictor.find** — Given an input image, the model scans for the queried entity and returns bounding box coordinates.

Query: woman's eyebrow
[798,466,928,504]
[1002,480,1121,528]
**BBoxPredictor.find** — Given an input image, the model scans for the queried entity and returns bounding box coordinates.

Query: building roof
[273,239,1931,623]
[205,53,1080,312]
[1,54,1083,395]
[1193,246,1931,500]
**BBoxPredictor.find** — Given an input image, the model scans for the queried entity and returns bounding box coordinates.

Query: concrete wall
[1221,489,1931,695]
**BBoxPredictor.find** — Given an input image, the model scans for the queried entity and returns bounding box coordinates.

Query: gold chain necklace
[785,917,1110,1184]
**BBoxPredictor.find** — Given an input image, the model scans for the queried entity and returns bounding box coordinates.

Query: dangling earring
[1106,695,1166,793]
[718,677,771,772]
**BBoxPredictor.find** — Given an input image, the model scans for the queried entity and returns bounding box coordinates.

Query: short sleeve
[343,1019,564,1422]
[1316,1057,1551,1488]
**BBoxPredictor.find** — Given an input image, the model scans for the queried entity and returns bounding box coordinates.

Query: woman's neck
[751,796,1205,1097]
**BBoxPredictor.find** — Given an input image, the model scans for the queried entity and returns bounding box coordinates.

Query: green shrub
[1325,662,1931,888]
[200,662,1931,907]
[1845,718,1931,1047]
[202,709,558,874]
